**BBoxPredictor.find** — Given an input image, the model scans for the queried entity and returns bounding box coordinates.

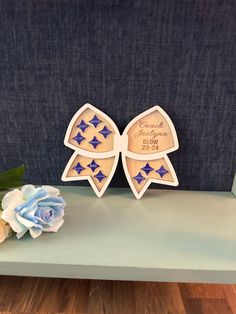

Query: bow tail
[61,151,119,197]
[122,154,178,199]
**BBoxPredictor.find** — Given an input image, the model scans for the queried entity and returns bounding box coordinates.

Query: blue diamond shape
[87,160,99,172]
[133,172,145,184]
[94,170,106,182]
[99,126,112,139]
[89,136,101,149]
[73,162,85,174]
[89,115,102,128]
[141,163,154,175]
[73,132,85,145]
[156,165,168,177]
[76,119,89,132]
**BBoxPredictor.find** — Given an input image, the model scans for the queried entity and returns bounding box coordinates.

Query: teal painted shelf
[0,187,235,283]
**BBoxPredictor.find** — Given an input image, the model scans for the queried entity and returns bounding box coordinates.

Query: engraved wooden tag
[62,103,179,199]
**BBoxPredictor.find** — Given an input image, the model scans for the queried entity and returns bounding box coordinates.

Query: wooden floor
[0,276,236,314]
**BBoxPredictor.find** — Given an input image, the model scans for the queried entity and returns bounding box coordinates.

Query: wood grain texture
[0,276,236,314]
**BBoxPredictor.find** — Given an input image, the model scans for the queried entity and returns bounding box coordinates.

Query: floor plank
[134,282,186,314]
[179,283,225,299]
[183,299,233,314]
[88,280,136,314]
[0,276,236,314]
[223,285,236,314]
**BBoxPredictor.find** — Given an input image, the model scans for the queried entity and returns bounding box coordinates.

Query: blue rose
[1,185,66,239]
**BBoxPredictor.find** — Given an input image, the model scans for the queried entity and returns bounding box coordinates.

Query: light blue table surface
[0,187,235,283]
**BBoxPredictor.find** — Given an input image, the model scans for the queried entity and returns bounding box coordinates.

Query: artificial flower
[1,185,66,239]
[0,216,11,243]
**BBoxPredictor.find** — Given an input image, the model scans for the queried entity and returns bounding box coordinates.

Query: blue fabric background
[0,0,235,191]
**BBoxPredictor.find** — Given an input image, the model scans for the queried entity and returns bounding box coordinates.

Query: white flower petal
[16,213,36,228]
[16,229,28,239]
[29,227,42,239]
[2,210,27,234]
[2,189,23,210]
[51,211,65,223]
[21,185,36,199]
[42,218,64,233]
[42,185,60,197]
[1,190,27,234]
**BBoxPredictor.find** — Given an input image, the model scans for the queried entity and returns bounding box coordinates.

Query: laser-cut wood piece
[61,103,179,199]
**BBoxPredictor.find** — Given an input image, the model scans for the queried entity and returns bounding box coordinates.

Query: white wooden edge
[62,103,179,199]
[61,151,119,197]
[122,154,179,199]
[232,172,236,196]
[122,105,179,157]
[63,103,120,158]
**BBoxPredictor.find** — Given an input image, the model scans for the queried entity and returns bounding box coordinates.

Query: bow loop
[64,103,119,155]
[123,106,179,158]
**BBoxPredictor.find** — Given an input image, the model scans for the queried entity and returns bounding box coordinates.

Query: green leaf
[0,165,25,191]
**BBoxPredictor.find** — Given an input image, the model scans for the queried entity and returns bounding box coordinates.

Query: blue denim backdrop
[0,0,235,191]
